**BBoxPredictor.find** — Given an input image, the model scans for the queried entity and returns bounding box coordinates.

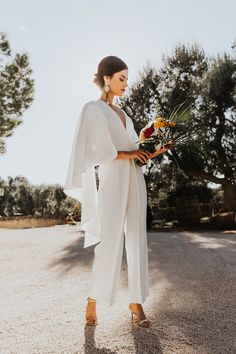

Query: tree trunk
[174,164,236,212]
[223,183,236,211]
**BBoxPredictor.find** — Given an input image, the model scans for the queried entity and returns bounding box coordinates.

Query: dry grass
[0,217,65,229]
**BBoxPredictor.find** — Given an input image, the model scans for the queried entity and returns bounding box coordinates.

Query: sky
[0,0,235,186]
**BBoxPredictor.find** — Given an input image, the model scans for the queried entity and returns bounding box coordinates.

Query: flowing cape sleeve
[63,101,118,248]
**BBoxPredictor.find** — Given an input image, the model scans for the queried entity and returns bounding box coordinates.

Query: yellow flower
[154,116,176,128]
[154,117,166,128]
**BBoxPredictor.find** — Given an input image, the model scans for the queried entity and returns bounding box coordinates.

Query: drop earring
[104,82,110,104]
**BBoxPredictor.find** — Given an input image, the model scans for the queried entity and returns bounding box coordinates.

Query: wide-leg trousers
[88,159,150,307]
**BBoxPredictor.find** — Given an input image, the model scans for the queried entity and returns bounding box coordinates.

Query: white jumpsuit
[64,99,150,307]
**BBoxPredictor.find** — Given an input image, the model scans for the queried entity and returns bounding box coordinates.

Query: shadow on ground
[48,229,236,354]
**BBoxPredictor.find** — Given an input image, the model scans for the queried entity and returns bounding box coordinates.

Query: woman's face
[104,69,128,96]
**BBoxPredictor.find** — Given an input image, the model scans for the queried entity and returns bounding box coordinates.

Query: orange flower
[154,116,176,128]
[154,117,166,128]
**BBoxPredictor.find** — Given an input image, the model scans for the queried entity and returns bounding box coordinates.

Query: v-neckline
[97,99,127,130]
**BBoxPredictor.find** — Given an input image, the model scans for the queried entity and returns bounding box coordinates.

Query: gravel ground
[0,225,235,354]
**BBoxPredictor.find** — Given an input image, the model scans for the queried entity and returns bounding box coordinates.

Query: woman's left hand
[149,146,169,159]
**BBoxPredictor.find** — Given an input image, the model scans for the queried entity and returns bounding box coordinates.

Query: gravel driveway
[0,225,235,354]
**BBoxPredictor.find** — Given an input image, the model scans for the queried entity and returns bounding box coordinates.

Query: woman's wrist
[149,150,160,159]
[114,151,129,160]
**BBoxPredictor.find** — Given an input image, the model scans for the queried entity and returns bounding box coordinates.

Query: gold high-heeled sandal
[85,297,98,326]
[128,303,151,327]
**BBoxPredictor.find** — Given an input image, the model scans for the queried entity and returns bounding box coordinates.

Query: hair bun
[93,72,103,86]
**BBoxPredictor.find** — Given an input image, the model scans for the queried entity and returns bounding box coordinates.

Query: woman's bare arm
[114,147,168,164]
[114,150,152,164]
[114,151,128,160]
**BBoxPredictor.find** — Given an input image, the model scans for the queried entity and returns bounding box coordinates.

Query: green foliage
[0,32,34,154]
[0,176,78,218]
[119,42,236,210]
[169,99,193,122]
[166,183,214,207]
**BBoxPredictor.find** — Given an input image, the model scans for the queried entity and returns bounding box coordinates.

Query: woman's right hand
[126,149,152,164]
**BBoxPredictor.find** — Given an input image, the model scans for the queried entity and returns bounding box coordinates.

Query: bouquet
[135,100,193,166]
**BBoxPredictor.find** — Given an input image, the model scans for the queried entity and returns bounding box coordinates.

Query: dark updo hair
[93,55,128,89]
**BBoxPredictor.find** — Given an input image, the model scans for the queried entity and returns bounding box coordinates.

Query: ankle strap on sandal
[87,297,97,302]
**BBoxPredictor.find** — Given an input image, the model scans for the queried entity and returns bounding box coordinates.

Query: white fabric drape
[63,99,145,248]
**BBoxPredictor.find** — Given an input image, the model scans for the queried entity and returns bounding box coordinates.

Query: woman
[63,56,167,327]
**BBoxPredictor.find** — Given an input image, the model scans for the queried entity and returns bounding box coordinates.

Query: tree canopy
[0,32,34,154]
[119,43,236,211]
